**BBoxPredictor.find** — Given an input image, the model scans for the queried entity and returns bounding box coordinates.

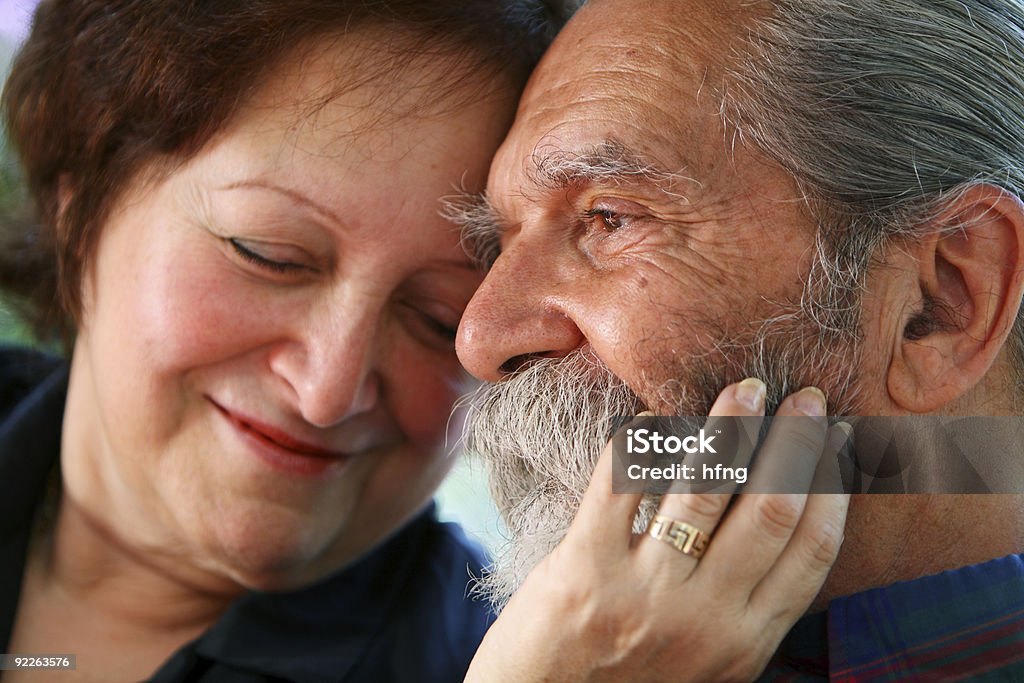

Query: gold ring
[646,514,710,559]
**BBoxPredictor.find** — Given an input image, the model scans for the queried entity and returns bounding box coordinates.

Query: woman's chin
[196,512,351,592]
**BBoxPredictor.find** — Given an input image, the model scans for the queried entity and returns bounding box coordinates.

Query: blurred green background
[0,5,504,554]
[0,22,32,349]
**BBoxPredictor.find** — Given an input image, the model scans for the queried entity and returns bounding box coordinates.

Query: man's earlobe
[888,184,1024,412]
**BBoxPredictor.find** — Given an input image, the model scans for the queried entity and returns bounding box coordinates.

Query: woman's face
[63,36,513,590]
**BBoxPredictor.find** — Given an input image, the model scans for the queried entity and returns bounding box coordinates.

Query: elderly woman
[0,1,848,681]
[0,3,554,680]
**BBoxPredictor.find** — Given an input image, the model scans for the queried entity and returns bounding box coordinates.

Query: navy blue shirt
[0,347,493,682]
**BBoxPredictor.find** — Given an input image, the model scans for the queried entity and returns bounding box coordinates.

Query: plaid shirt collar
[762,553,1024,682]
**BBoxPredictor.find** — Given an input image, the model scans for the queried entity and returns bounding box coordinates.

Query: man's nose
[270,298,381,428]
[456,240,584,382]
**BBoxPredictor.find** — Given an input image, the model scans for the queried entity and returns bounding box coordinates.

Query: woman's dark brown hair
[0,0,570,344]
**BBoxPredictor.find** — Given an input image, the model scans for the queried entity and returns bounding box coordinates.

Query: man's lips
[210,400,346,459]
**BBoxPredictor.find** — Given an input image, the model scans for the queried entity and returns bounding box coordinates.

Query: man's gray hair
[724,0,1024,395]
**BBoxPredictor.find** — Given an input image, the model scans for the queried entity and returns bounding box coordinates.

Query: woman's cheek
[385,344,466,448]
[136,250,284,371]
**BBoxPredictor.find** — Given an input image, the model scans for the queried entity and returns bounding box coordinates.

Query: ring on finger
[646,514,711,560]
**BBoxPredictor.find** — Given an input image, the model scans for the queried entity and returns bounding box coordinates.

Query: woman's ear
[888,184,1024,412]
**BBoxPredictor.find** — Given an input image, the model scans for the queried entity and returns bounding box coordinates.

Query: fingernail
[793,387,826,416]
[636,410,656,417]
[734,378,766,411]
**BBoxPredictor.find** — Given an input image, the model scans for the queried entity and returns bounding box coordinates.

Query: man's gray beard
[462,350,646,611]
[463,306,865,612]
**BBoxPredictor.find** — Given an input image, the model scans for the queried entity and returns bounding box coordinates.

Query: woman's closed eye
[421,313,459,343]
[228,238,314,274]
[401,299,462,350]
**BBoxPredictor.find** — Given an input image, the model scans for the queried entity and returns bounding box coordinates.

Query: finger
[642,379,766,561]
[661,377,765,499]
[742,387,828,494]
[749,490,850,619]
[572,416,647,551]
[809,422,855,494]
[691,386,828,590]
[681,377,767,495]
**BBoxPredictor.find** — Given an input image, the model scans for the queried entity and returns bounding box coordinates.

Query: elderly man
[455,0,1024,680]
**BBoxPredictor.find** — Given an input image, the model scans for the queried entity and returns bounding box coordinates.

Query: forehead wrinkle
[516,76,717,199]
[578,0,756,67]
[531,2,748,102]
[530,61,697,99]
[526,64,699,130]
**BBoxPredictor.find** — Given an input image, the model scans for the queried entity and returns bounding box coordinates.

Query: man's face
[455,0,887,606]
[458,0,878,412]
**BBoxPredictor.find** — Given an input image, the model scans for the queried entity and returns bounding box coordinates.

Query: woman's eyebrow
[220,179,345,227]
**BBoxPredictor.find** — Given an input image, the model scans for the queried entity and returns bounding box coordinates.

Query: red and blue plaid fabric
[760,554,1024,682]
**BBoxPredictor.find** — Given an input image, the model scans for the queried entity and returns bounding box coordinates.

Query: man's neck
[816,494,1024,608]
[811,411,1024,610]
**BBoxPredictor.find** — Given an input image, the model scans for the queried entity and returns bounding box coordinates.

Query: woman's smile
[210,398,354,477]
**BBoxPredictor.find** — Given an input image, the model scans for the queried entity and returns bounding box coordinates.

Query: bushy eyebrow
[441,190,504,272]
[440,141,696,271]
[530,139,694,194]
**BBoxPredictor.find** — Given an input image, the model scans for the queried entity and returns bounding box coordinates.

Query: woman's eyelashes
[422,313,459,343]
[401,300,461,349]
[228,237,312,274]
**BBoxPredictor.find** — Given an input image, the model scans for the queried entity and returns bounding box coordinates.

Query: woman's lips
[210,399,350,476]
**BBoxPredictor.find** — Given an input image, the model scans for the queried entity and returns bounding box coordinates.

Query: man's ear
[888,184,1024,412]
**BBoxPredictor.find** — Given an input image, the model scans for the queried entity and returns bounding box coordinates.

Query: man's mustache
[463,349,642,499]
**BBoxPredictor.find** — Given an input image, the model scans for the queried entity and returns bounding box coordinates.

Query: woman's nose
[269,298,382,428]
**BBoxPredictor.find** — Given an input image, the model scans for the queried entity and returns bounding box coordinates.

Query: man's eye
[228,238,303,274]
[585,208,627,232]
